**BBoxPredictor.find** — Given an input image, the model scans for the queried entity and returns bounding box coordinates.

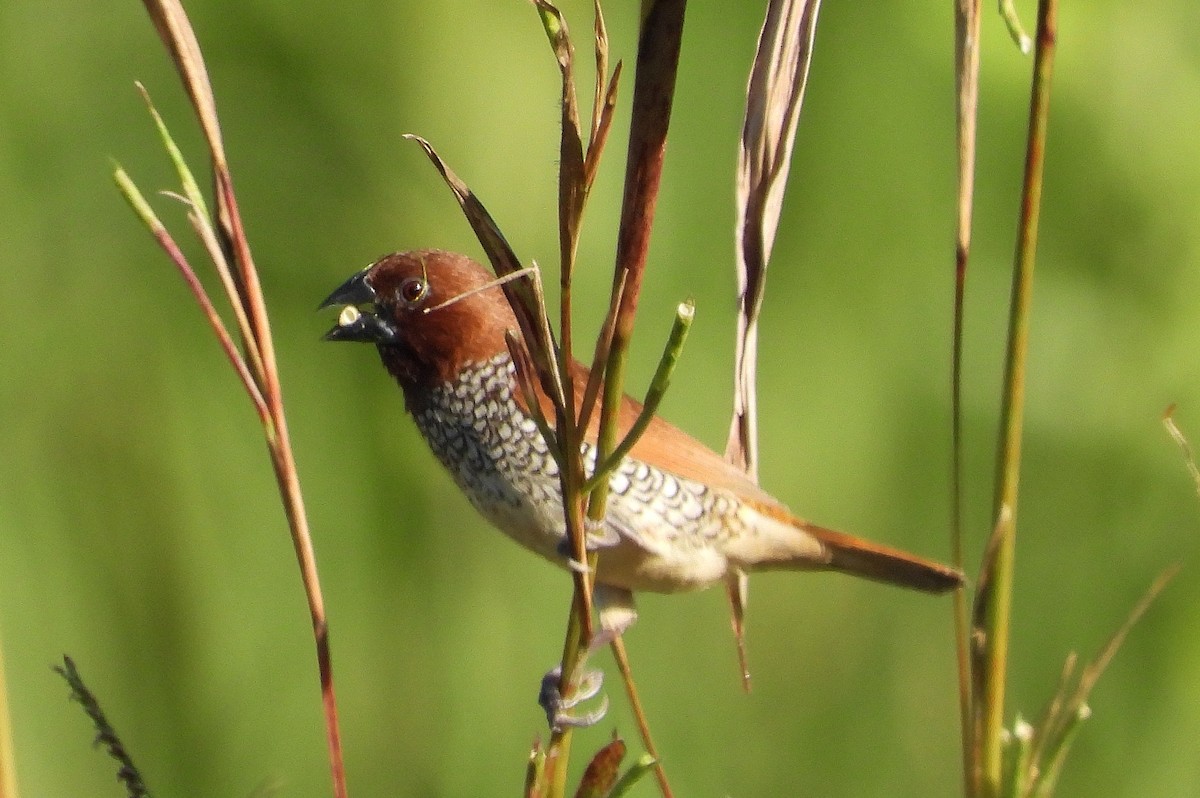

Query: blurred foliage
[1,1,1198,795]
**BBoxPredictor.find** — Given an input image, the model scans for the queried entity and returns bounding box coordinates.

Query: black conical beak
[319,268,376,310]
[320,269,399,344]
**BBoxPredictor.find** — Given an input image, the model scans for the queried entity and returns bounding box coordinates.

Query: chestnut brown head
[321,250,517,395]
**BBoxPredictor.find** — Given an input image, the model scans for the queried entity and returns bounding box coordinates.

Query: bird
[322,249,962,725]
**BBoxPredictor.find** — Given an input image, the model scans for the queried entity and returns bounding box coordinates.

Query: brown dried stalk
[953,0,983,792]
[121,2,346,796]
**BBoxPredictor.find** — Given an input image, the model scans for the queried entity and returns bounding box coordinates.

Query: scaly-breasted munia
[322,250,961,723]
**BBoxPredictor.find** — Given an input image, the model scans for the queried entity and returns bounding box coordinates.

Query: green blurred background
[2,1,1198,795]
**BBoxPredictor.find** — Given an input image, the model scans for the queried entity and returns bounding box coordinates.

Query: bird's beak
[320,268,399,344]
[320,268,376,309]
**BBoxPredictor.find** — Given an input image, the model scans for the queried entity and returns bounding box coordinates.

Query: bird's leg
[538,584,637,730]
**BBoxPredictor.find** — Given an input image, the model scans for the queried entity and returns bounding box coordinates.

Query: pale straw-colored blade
[727,0,822,481]
[725,0,823,688]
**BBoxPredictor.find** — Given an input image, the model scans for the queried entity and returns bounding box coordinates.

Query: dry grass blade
[142,0,253,325]
[532,3,588,512]
[1074,565,1178,708]
[506,331,564,464]
[583,0,621,195]
[129,3,346,795]
[142,2,273,403]
[403,135,560,388]
[1163,405,1200,499]
[210,169,279,396]
[593,0,688,536]
[722,0,822,695]
[604,0,686,349]
[726,0,822,481]
[952,1,984,791]
[583,64,622,195]
[133,79,271,383]
[140,0,225,169]
[402,135,527,280]
[534,1,587,290]
[953,0,982,257]
[113,167,269,422]
[590,0,610,142]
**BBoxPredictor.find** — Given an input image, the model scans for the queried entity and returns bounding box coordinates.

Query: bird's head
[321,250,518,396]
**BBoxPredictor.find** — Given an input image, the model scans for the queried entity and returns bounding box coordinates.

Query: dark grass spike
[55,656,152,798]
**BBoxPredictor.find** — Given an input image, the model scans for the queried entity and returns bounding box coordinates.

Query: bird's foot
[536,585,636,732]
[537,624,621,731]
[539,664,608,731]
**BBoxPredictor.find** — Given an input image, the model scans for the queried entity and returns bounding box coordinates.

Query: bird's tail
[805,523,963,593]
[733,506,963,593]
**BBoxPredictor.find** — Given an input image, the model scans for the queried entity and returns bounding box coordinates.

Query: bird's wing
[514,357,963,593]
[513,357,786,508]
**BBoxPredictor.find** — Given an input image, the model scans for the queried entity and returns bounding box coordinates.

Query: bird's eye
[399,277,429,306]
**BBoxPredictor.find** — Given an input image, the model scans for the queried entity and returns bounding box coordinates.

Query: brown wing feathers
[512,359,962,594]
